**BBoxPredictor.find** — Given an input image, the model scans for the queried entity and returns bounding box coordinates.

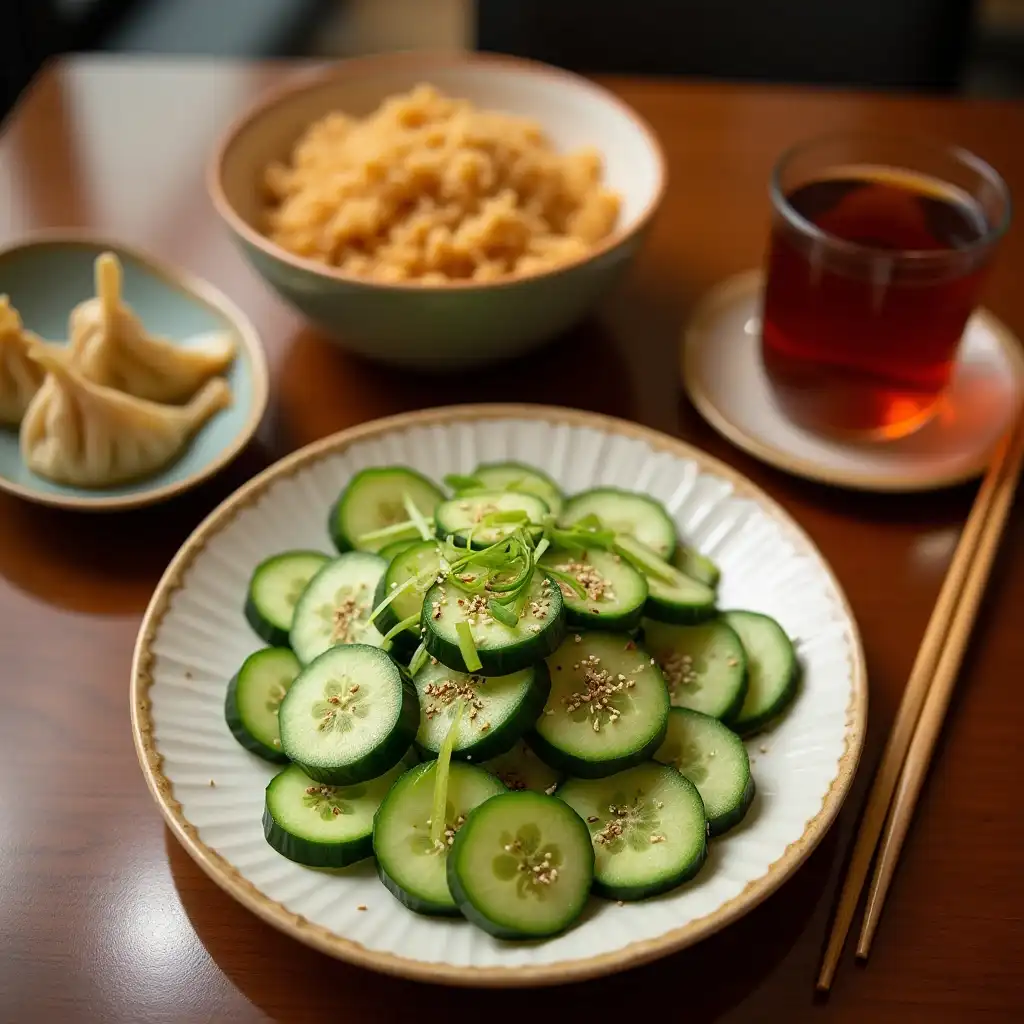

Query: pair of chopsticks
[817,402,1024,992]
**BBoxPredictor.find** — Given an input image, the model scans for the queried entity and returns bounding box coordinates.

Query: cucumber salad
[224,460,800,940]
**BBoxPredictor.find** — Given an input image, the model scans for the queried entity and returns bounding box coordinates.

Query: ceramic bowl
[209,52,665,370]
[0,234,268,510]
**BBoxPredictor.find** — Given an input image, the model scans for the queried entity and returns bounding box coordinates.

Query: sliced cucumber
[422,569,565,676]
[379,539,417,562]
[371,539,442,658]
[673,544,721,589]
[224,647,301,762]
[655,708,754,835]
[722,610,799,735]
[539,547,648,631]
[263,755,415,868]
[641,617,748,721]
[471,461,565,515]
[482,739,562,794]
[434,490,549,549]
[278,644,418,785]
[447,791,594,939]
[557,762,707,900]
[529,632,669,778]
[329,466,444,553]
[560,488,676,559]
[644,566,717,625]
[413,660,551,763]
[374,761,506,915]
[290,552,387,665]
[243,550,330,647]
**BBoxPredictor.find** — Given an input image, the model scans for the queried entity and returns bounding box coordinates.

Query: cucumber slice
[371,539,442,659]
[422,569,566,676]
[722,610,799,735]
[224,647,301,762]
[434,490,549,549]
[447,791,594,939]
[539,547,648,631]
[279,644,418,785]
[673,544,721,589]
[529,632,670,778]
[557,762,707,900]
[413,660,551,763]
[290,552,387,665]
[641,617,748,721]
[641,555,717,625]
[379,540,417,562]
[329,466,444,553]
[243,550,330,647]
[655,708,754,835]
[471,461,565,515]
[482,739,562,794]
[560,488,676,559]
[374,761,506,915]
[263,755,415,868]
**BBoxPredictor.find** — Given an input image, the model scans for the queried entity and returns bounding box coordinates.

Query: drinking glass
[760,134,1011,440]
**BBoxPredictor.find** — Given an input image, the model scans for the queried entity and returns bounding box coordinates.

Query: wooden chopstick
[856,406,1024,958]
[816,404,1024,992]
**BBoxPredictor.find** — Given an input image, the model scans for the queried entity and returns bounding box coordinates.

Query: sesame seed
[356,904,367,911]
[209,779,215,787]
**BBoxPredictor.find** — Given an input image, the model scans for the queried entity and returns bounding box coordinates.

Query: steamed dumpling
[20,342,231,487]
[69,252,236,404]
[0,296,64,425]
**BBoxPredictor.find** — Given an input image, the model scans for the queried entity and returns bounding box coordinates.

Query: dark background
[3,0,1024,123]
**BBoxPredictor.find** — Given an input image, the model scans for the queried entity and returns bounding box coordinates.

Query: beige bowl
[209,52,665,370]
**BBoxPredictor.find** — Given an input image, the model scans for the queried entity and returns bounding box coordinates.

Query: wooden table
[1,57,1021,1023]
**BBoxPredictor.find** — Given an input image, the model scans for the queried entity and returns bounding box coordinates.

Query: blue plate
[0,235,268,510]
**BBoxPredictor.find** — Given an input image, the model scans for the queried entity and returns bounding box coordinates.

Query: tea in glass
[761,136,1010,439]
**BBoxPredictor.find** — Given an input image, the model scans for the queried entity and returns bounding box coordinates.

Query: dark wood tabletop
[1,57,1022,1023]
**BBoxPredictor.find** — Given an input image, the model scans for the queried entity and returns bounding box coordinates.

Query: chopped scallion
[430,699,464,849]
[456,621,482,672]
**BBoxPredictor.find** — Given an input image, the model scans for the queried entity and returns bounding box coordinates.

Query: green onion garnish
[543,566,588,600]
[409,642,429,676]
[380,613,420,648]
[356,518,429,546]
[456,621,482,672]
[430,698,464,849]
[487,599,519,628]
[614,534,681,583]
[403,491,433,542]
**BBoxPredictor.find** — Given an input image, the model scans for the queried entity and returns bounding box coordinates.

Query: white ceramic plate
[132,405,866,986]
[682,271,1024,492]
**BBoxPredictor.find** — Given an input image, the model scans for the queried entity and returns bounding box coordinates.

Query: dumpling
[20,341,232,487]
[69,251,236,404]
[0,296,65,425]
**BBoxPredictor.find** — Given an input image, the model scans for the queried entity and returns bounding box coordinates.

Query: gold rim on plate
[0,231,269,511]
[130,404,867,987]
[682,270,1024,493]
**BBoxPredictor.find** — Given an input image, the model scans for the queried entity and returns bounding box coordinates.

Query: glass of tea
[760,134,1011,440]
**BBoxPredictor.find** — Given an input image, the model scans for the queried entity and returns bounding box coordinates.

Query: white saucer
[681,271,1024,492]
